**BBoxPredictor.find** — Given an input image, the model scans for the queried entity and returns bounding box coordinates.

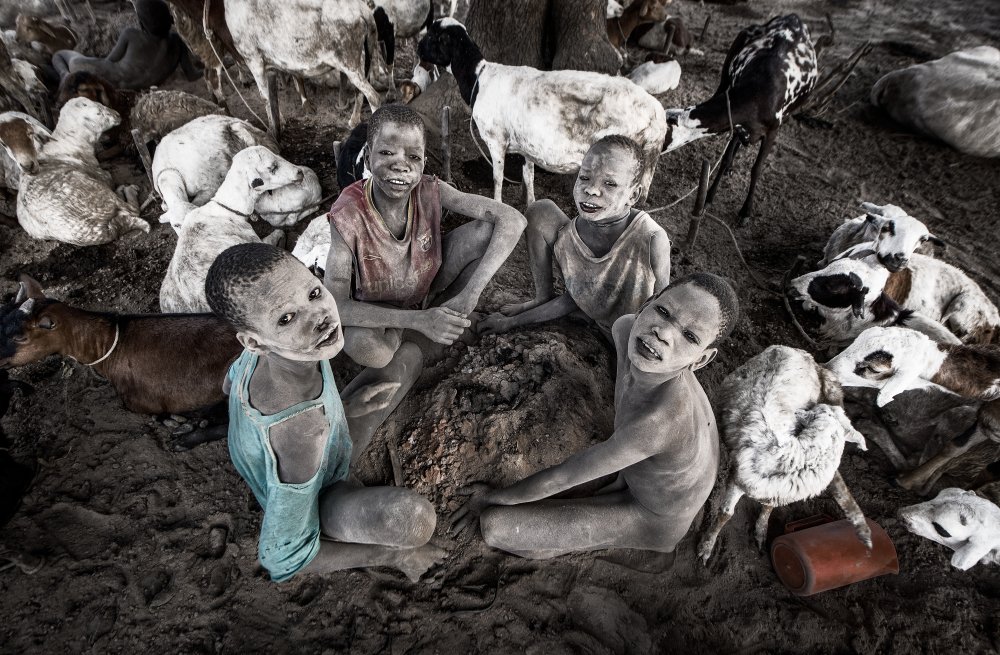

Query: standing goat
[698,345,871,562]
[663,14,818,223]
[417,18,666,204]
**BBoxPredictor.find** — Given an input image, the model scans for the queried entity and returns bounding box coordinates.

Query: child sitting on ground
[207,243,443,582]
[453,273,738,559]
[478,135,671,340]
[325,104,527,370]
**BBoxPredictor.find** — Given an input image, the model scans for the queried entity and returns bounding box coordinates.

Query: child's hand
[414,307,471,344]
[440,293,478,317]
[344,381,401,417]
[450,482,495,536]
[478,312,512,336]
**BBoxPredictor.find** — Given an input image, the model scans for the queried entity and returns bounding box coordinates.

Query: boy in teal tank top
[206,243,444,582]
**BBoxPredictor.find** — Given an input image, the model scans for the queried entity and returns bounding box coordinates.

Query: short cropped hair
[590,134,644,186]
[135,0,173,38]
[367,104,426,149]
[205,243,289,332]
[660,272,740,346]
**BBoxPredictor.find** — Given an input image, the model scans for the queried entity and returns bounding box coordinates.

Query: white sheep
[697,345,871,562]
[417,18,667,204]
[160,146,303,313]
[871,46,1000,159]
[826,326,1000,494]
[899,488,1000,570]
[37,97,118,183]
[291,213,331,277]
[819,202,944,270]
[152,115,321,230]
[225,0,385,135]
[627,59,681,96]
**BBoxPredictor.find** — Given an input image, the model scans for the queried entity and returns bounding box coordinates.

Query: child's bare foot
[396,543,447,582]
[499,298,545,317]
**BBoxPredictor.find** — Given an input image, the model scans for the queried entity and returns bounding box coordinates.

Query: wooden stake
[441,105,452,184]
[684,159,712,251]
[130,128,156,191]
[388,443,404,487]
[699,14,712,42]
[664,23,676,58]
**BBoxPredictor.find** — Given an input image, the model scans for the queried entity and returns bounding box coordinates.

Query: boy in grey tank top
[479,135,671,340]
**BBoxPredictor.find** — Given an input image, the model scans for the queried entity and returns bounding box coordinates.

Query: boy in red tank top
[325,105,527,378]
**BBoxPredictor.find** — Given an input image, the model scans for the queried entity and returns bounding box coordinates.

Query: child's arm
[650,231,671,294]
[324,226,471,344]
[479,293,578,335]
[437,182,527,315]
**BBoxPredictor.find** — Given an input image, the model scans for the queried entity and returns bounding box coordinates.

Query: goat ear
[250,177,264,189]
[876,367,921,407]
[950,539,991,571]
[865,213,881,224]
[926,235,946,249]
[17,274,46,300]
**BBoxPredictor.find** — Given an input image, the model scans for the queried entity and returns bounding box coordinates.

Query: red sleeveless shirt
[328,176,443,309]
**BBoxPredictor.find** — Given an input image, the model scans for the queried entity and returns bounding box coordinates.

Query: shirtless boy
[453,273,738,558]
[479,135,671,340]
[206,243,443,582]
[52,0,198,90]
[325,104,527,369]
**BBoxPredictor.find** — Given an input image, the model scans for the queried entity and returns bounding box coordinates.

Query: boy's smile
[628,283,721,376]
[367,123,426,202]
[573,144,642,224]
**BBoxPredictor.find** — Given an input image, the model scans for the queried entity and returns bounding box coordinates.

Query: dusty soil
[2,0,1000,653]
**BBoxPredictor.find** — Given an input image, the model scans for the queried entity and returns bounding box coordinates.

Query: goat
[627,59,681,96]
[899,488,1000,570]
[14,14,77,54]
[607,0,669,49]
[828,326,1000,495]
[129,89,223,145]
[417,18,666,204]
[0,102,150,246]
[663,14,818,223]
[789,257,960,347]
[0,38,48,126]
[698,345,871,562]
[160,146,303,313]
[0,275,241,416]
[871,46,1000,159]
[165,1,232,106]
[291,213,332,278]
[0,111,49,192]
[225,0,386,137]
[153,115,321,229]
[334,120,369,191]
[632,16,695,55]
[0,368,33,528]
[819,202,944,270]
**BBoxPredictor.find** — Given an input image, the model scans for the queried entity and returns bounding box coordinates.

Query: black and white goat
[663,14,818,223]
[819,202,944,270]
[417,18,666,204]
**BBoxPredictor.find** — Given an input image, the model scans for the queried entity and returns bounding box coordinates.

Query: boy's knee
[386,493,436,546]
[344,328,400,369]
[524,200,565,239]
[395,341,424,377]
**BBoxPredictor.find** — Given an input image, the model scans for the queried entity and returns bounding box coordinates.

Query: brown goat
[607,0,670,49]
[15,14,78,55]
[0,275,241,416]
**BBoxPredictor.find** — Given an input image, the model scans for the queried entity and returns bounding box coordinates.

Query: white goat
[819,202,944,270]
[627,60,682,96]
[698,345,871,562]
[417,18,667,204]
[153,115,321,230]
[160,146,303,313]
[225,0,385,136]
[291,214,332,277]
[871,46,1000,159]
[899,488,1000,570]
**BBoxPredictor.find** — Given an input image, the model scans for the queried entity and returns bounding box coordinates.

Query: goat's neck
[448,34,485,107]
[55,305,118,368]
[931,344,1000,400]
[45,121,101,160]
[211,168,259,216]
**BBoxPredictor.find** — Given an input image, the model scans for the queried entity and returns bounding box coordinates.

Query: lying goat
[899,487,1000,570]
[0,275,241,416]
[698,345,871,562]
[417,17,666,204]
[819,202,944,270]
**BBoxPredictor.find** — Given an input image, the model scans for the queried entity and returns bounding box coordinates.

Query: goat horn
[19,298,35,314]
[13,282,27,305]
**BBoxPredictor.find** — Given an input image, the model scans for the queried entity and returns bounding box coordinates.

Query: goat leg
[827,470,872,549]
[754,504,774,551]
[265,69,282,141]
[897,424,989,495]
[705,133,741,206]
[697,482,744,563]
[737,130,777,226]
[292,76,314,115]
[522,160,535,207]
[173,424,229,452]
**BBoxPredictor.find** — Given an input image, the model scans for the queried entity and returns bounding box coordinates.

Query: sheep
[697,345,871,562]
[160,146,304,313]
[788,256,961,347]
[662,14,818,223]
[899,488,1000,570]
[0,274,241,416]
[607,0,669,50]
[819,202,944,270]
[152,115,320,230]
[627,59,681,96]
[0,103,150,246]
[871,46,1000,159]
[35,97,119,181]
[291,213,332,277]
[129,88,224,146]
[827,326,1000,494]
[14,14,77,54]
[224,0,386,136]
[417,18,667,204]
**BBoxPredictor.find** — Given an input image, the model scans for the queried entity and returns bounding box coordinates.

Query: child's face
[573,144,642,223]
[367,122,426,201]
[238,258,344,362]
[627,283,720,377]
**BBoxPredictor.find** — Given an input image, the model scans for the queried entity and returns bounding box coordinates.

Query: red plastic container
[770,516,899,596]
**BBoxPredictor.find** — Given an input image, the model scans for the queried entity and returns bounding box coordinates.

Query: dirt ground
[2,0,1000,653]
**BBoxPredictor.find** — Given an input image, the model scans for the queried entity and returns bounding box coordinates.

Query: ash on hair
[664,272,740,346]
[590,134,644,186]
[366,104,426,150]
[205,243,289,331]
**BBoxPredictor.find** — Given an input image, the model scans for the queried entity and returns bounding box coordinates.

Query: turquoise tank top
[226,350,352,582]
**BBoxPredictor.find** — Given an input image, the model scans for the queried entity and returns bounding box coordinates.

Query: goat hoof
[172,423,195,436]
[163,418,180,429]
